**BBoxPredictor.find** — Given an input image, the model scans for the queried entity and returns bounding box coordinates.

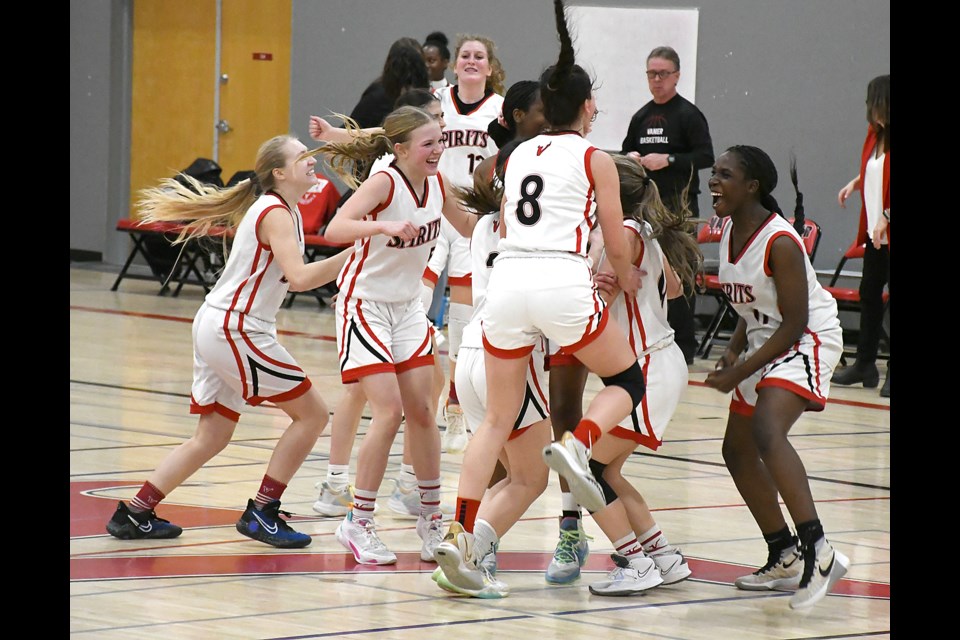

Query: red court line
[71,305,888,411]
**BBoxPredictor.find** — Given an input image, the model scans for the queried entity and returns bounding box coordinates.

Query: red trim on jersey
[223,310,249,397]
[249,378,312,407]
[609,424,663,451]
[357,300,394,360]
[396,354,436,374]
[757,377,827,411]
[436,172,446,205]
[447,274,473,286]
[423,268,440,284]
[730,395,754,416]
[482,331,535,359]
[240,323,304,371]
[253,201,290,247]
[583,147,597,188]
[450,85,498,115]
[242,254,272,315]
[335,185,392,335]
[563,306,610,354]
[390,162,429,208]
[342,362,396,383]
[546,352,580,369]
[729,213,778,265]
[807,327,826,396]
[763,230,804,276]
[528,354,550,410]
[189,398,241,422]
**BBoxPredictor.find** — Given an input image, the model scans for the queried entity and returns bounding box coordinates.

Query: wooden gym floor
[69,265,891,639]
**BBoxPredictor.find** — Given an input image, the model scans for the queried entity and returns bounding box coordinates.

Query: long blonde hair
[308,106,435,190]
[613,154,703,294]
[136,135,296,245]
[453,34,506,95]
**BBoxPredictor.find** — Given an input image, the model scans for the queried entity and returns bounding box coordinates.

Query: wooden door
[130,1,216,216]
[129,0,291,216]
[218,0,291,182]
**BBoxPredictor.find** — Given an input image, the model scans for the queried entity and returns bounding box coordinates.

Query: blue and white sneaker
[106,501,183,540]
[236,499,312,549]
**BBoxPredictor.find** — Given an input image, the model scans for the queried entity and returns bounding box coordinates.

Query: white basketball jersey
[424,216,473,283]
[460,212,501,349]
[437,86,503,189]
[500,131,598,255]
[336,165,443,303]
[609,219,675,357]
[204,191,303,323]
[718,213,840,347]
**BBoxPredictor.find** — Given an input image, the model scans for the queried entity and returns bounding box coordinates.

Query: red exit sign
[252,52,273,61]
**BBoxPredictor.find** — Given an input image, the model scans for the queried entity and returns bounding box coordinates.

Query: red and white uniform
[192,191,311,419]
[334,164,443,382]
[718,213,842,413]
[607,220,687,451]
[456,211,550,437]
[434,86,503,359]
[436,86,503,188]
[483,131,607,356]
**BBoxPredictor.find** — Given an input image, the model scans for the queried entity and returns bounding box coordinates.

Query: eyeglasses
[646,69,678,80]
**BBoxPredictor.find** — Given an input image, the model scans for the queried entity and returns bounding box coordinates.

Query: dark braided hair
[540,0,594,128]
[487,80,540,147]
[788,151,805,236]
[726,145,782,216]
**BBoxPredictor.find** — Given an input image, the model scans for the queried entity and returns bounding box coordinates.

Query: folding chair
[822,238,890,365]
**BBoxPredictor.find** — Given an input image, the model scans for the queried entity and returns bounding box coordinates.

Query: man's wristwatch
[668,155,676,166]
[882,208,890,221]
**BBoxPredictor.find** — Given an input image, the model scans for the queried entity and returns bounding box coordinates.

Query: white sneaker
[312,481,353,517]
[789,540,850,610]
[545,517,590,584]
[386,478,454,520]
[588,553,664,596]
[735,544,804,591]
[650,549,692,584]
[417,511,445,562]
[335,512,397,565]
[442,404,469,454]
[434,522,509,598]
[542,432,605,513]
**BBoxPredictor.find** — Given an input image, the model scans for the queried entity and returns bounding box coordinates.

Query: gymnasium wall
[72,0,890,273]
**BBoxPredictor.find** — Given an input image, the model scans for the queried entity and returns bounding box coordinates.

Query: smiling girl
[310,106,476,566]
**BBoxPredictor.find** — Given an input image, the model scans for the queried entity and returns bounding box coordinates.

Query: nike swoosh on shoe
[252,511,279,535]
[818,553,835,577]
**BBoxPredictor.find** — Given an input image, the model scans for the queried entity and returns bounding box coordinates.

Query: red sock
[572,419,602,448]
[448,381,459,405]
[455,496,481,532]
[130,481,165,513]
[255,475,286,509]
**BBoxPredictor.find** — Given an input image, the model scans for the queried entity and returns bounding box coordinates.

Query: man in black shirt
[621,45,714,364]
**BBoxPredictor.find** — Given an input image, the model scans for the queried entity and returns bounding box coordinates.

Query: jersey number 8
[516,174,543,225]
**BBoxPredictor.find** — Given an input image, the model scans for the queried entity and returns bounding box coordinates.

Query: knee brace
[588,459,619,507]
[600,360,646,408]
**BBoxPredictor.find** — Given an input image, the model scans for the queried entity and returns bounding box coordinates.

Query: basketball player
[428,34,506,454]
[433,0,649,597]
[583,154,703,596]
[703,145,849,610]
[308,89,450,521]
[105,135,353,548]
[309,106,478,566]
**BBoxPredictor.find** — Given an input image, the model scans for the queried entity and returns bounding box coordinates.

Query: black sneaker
[106,501,183,540]
[236,499,311,549]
